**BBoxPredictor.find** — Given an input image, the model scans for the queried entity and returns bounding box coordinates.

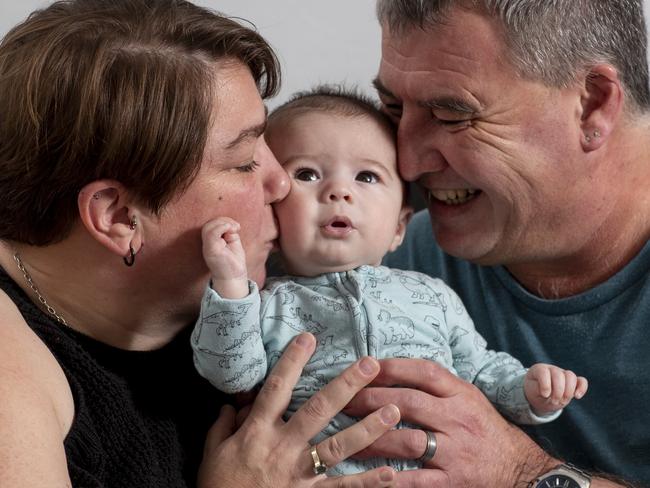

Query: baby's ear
[388,205,414,252]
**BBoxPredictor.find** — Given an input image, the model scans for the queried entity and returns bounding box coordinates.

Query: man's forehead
[377,11,508,97]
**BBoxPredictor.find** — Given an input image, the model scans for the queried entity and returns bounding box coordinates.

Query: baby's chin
[249,265,267,288]
[284,258,383,277]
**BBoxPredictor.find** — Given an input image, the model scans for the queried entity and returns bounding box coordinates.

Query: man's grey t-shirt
[384,210,650,485]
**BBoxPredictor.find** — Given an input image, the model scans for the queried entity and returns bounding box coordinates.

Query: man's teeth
[429,189,478,205]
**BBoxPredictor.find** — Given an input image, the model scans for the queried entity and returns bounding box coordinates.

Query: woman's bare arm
[0,290,74,487]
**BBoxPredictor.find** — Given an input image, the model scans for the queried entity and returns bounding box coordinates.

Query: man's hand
[344,358,558,487]
[524,363,588,416]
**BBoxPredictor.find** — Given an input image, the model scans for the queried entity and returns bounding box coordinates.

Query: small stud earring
[585,134,592,143]
[129,216,137,230]
[593,129,601,138]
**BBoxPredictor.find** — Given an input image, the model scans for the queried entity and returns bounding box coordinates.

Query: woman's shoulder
[0,287,74,437]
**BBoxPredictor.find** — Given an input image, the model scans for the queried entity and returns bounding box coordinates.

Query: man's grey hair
[377,0,650,112]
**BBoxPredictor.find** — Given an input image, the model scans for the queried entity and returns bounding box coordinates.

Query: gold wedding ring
[310,445,328,475]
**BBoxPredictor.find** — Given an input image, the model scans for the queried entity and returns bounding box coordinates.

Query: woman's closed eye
[236,160,260,173]
[356,171,380,184]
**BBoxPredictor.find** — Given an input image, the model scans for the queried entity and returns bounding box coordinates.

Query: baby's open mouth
[321,216,354,235]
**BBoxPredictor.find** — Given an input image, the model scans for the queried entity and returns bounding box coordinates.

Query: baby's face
[266,111,409,276]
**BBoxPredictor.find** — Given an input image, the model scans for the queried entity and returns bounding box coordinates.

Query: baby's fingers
[575,377,589,399]
[532,365,552,398]
[560,370,577,404]
[549,367,566,403]
[202,219,240,241]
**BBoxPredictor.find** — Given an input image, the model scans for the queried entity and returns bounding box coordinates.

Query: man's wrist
[510,430,559,487]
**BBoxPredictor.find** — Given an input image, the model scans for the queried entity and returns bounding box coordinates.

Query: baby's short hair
[268,84,395,137]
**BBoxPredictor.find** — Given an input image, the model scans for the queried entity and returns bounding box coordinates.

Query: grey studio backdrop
[0,0,380,108]
[3,0,649,108]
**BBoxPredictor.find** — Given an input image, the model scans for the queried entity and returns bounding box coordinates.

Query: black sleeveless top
[0,269,227,487]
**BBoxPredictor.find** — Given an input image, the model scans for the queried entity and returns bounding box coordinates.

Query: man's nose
[397,110,448,181]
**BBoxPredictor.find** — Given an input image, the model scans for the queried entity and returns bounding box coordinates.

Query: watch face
[538,475,582,488]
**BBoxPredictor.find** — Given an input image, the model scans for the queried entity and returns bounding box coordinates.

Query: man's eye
[356,171,379,184]
[436,118,468,126]
[431,109,474,128]
[295,168,319,181]
[382,103,403,121]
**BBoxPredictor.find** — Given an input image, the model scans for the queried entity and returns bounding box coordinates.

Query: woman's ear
[579,64,623,152]
[78,180,142,259]
[388,205,414,252]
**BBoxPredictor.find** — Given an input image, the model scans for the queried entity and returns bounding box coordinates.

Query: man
[347,0,649,486]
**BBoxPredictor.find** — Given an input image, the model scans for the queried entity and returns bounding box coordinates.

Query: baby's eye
[356,171,379,184]
[295,168,319,181]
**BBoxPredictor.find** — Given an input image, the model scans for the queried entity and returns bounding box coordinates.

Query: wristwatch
[529,463,591,488]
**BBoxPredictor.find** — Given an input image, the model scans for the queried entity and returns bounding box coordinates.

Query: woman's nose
[260,140,290,204]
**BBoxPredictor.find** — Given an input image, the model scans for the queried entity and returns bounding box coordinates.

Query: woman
[0,0,400,486]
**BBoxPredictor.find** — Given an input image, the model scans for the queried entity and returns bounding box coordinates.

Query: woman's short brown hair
[0,0,280,245]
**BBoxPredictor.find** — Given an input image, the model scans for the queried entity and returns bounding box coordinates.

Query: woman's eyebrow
[226,106,269,150]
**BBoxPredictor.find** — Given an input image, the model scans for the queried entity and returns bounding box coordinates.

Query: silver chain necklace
[13,252,68,326]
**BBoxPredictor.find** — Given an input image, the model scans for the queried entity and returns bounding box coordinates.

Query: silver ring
[310,445,327,475]
[417,430,438,464]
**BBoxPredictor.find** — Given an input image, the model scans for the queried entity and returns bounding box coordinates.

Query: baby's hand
[524,363,588,416]
[202,217,249,299]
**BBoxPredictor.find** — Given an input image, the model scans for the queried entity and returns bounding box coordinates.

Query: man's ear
[388,205,414,252]
[78,180,142,259]
[579,64,623,152]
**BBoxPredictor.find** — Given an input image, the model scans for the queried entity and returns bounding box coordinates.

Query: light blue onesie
[191,265,558,474]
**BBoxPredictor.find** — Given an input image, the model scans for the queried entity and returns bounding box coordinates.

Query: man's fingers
[235,404,252,428]
[316,467,396,487]
[287,356,380,439]
[353,429,430,462]
[344,386,441,427]
[372,358,460,397]
[310,404,400,473]
[393,468,449,487]
[248,333,316,422]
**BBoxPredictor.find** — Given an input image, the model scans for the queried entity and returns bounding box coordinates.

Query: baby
[191,86,588,475]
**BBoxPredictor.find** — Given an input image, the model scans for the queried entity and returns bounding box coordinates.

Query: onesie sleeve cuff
[206,279,259,303]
